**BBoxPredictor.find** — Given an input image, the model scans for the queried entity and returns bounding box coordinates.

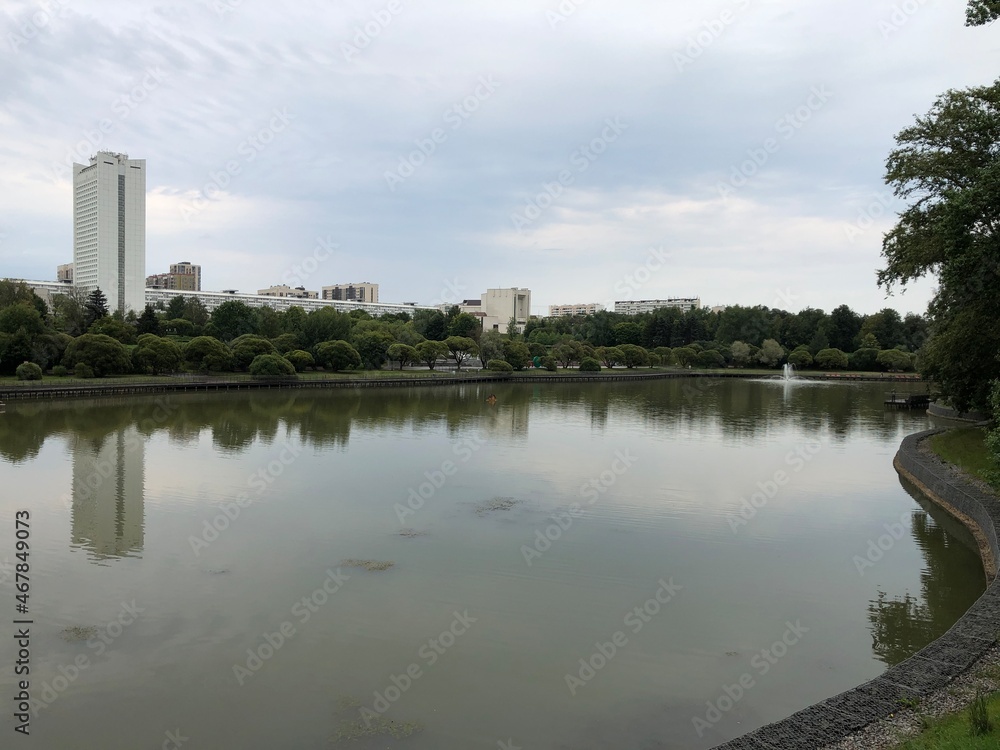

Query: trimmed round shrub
[74,363,95,379]
[249,354,297,381]
[541,356,557,372]
[284,350,314,372]
[15,362,43,381]
[579,357,601,372]
[51,365,69,377]
[487,359,513,372]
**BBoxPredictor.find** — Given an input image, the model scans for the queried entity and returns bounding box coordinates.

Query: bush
[697,350,725,368]
[315,340,362,371]
[15,362,42,381]
[787,348,813,368]
[579,357,601,372]
[487,359,513,372]
[230,335,277,371]
[184,336,234,372]
[51,365,68,377]
[541,356,557,372]
[284,350,314,372]
[74,363,95,379]
[248,354,297,381]
[849,348,880,372]
[815,348,849,370]
[62,333,132,377]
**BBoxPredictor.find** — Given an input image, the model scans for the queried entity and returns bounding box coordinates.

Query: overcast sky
[0,0,995,315]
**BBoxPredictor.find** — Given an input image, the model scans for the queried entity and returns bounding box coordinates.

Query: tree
[730,341,752,367]
[815,348,849,370]
[879,79,1000,411]
[618,344,649,368]
[84,289,109,327]
[787,348,813,369]
[826,305,863,352]
[579,357,601,372]
[62,334,131,377]
[415,340,448,370]
[877,348,914,372]
[89,316,137,344]
[132,336,182,375]
[302,307,352,348]
[184,336,234,372]
[502,340,532,370]
[387,343,418,370]
[967,1,1000,26]
[353,330,395,370]
[210,300,257,342]
[0,304,45,337]
[596,346,624,369]
[613,321,643,346]
[448,313,481,340]
[673,346,697,367]
[849,348,880,372]
[478,330,503,367]
[162,318,194,337]
[137,305,160,336]
[413,309,448,341]
[15,362,42,381]
[284,350,315,372]
[444,336,478,370]
[757,339,784,368]
[861,309,906,351]
[183,297,210,327]
[553,341,585,368]
[506,317,519,339]
[315,340,362,371]
[249,354,297,380]
[51,294,86,336]
[270,333,302,354]
[230,335,277,370]
[165,295,187,320]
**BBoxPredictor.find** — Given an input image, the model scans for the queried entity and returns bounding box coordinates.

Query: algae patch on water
[61,626,97,642]
[476,496,520,515]
[341,559,395,572]
[331,696,424,743]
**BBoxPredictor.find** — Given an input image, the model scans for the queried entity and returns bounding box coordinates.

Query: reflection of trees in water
[867,486,986,666]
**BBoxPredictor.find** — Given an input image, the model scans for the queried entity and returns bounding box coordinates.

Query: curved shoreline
[711,427,1000,750]
[0,369,924,402]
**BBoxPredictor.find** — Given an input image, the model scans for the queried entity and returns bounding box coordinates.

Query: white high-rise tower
[73,152,146,313]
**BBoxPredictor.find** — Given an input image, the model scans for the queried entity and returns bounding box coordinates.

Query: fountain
[782,363,796,381]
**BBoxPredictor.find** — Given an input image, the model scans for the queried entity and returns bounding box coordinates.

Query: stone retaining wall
[711,427,1000,750]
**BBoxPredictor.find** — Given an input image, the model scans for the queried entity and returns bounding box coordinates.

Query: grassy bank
[890,691,1000,748]
[929,428,1000,491]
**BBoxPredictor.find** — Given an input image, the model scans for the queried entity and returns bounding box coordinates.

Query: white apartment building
[170,261,201,291]
[258,285,318,299]
[614,298,701,315]
[73,152,146,313]
[548,302,604,318]
[144,287,434,316]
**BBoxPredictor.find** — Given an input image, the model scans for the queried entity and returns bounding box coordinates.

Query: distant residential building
[73,151,146,313]
[481,288,531,333]
[258,285,318,299]
[548,302,604,318]
[144,287,432,316]
[170,261,201,291]
[710,305,728,314]
[146,272,198,291]
[614,298,701,315]
[321,282,378,303]
[57,263,74,283]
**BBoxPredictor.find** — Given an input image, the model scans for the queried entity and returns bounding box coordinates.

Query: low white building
[548,302,604,318]
[614,298,701,315]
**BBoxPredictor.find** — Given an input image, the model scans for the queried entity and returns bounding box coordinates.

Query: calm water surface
[0,379,985,749]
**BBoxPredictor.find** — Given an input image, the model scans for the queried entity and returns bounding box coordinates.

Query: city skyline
[1,1,995,316]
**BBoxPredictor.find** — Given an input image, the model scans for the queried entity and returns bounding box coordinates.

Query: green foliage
[757,339,785,367]
[447,313,481,339]
[673,346,697,367]
[74,363,95,379]
[849,347,880,372]
[478,330,504,367]
[815,348,849,370]
[541,356,557,372]
[970,689,994,736]
[506,317,520,339]
[596,346,624,369]
[315,340,362,371]
[84,289,109,327]
[787,348,813,369]
[415,340,448,370]
[618,344,649,368]
[653,346,674,365]
[353,330,395,370]
[88,316,137,344]
[136,305,160,336]
[412,309,448,341]
[486,359,513,372]
[302,307,352,348]
[162,318,194,337]
[51,294,86,336]
[552,341,585,368]
[270,333,302,354]
[15,361,42,381]
[967,0,1000,26]
[877,348,914,372]
[613,321,643,346]
[210,300,258,342]
[62,334,131,377]
[579,357,601,372]
[502,340,532,370]
[248,354,297,381]
[387,343,418,370]
[51,365,68,377]
[165,295,186,320]
[284,350,314,372]
[184,336,234,372]
[132,336,183,375]
[697,349,725,368]
[445,336,479,370]
[0,304,45,337]
[230,335,277,371]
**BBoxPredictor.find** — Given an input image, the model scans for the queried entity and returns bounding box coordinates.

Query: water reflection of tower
[70,427,145,561]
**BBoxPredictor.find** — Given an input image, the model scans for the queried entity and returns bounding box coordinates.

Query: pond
[0,378,985,749]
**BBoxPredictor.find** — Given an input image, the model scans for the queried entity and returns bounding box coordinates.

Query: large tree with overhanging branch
[878,76,1000,412]
[966,0,1000,26]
